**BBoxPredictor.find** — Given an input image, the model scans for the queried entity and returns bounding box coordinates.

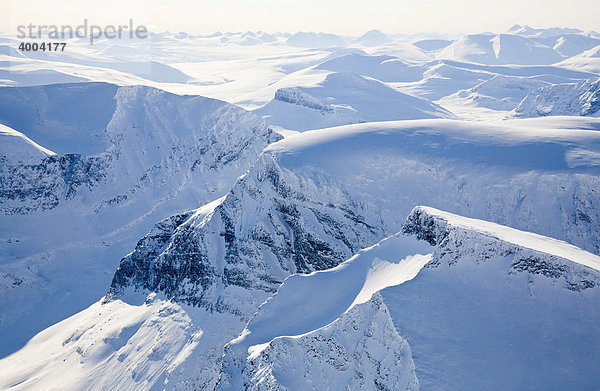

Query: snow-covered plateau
[1,24,600,390]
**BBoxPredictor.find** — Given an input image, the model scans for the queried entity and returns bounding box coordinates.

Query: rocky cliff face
[0,153,110,214]
[107,155,383,314]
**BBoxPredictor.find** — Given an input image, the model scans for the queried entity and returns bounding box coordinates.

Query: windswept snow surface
[265,117,600,240]
[229,235,432,350]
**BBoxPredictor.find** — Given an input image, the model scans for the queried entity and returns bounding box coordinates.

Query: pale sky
[2,0,599,36]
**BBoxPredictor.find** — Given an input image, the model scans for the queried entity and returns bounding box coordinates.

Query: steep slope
[511,78,600,117]
[108,117,600,317]
[0,82,280,357]
[107,116,600,386]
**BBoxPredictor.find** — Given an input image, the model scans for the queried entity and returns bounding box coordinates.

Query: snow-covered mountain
[3,24,600,391]
[3,202,599,390]
[436,34,560,65]
[0,82,280,357]
[558,45,600,73]
[436,31,600,66]
[108,116,600,317]
[385,207,600,390]
[286,32,346,48]
[511,78,600,117]
[214,205,600,390]
[353,29,391,47]
[507,24,584,38]
[4,115,599,389]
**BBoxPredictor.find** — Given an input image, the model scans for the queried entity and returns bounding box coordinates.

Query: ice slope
[255,72,452,131]
[0,82,279,357]
[0,123,55,164]
[511,78,600,117]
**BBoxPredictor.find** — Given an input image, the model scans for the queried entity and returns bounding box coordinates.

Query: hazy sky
[3,0,599,35]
